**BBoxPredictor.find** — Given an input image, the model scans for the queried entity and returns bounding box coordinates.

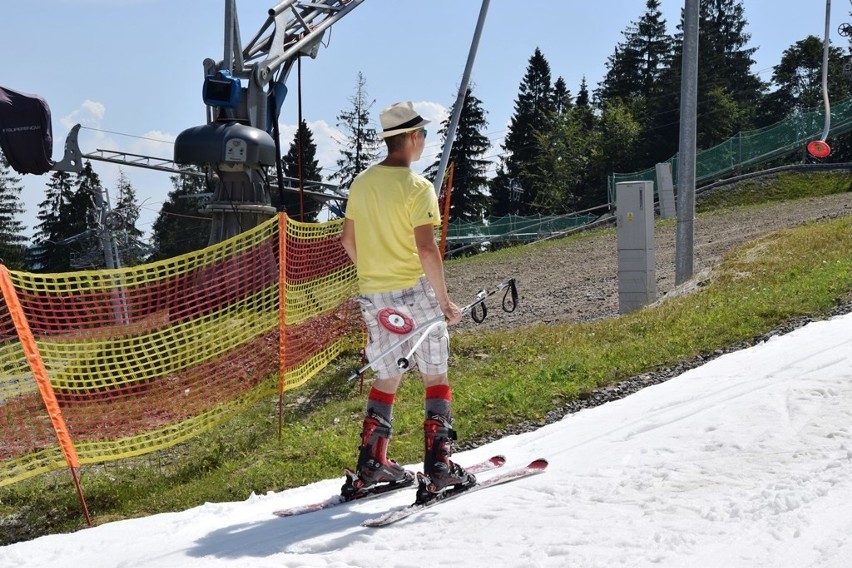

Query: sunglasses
[418,128,427,138]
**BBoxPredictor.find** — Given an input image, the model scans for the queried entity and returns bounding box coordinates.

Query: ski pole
[394,278,518,369]
[347,278,518,381]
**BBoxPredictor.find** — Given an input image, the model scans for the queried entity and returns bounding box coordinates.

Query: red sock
[369,386,396,406]
[425,384,452,402]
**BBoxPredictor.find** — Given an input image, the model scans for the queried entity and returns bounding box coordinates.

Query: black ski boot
[417,413,476,503]
[341,411,412,500]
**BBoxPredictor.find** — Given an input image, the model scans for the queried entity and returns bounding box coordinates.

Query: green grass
[1,172,851,544]
[696,171,851,212]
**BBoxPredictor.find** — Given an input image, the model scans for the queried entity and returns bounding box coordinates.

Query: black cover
[0,86,54,175]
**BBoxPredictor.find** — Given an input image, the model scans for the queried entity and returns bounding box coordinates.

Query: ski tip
[490,455,507,466]
[528,458,549,470]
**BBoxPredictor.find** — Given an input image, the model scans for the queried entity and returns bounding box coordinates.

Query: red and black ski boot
[417,413,476,503]
[341,411,413,500]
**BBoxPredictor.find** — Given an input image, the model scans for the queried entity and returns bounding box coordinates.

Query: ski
[362,458,548,528]
[272,455,506,518]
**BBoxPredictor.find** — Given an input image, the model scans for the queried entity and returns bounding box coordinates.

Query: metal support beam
[820,0,832,142]
[433,0,491,196]
[674,0,699,286]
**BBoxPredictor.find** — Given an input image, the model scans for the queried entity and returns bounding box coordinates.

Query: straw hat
[378,101,430,138]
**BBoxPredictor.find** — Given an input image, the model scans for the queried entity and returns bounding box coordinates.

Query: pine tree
[65,162,107,269]
[598,0,672,166]
[29,161,103,271]
[31,168,82,272]
[71,162,100,236]
[647,0,764,161]
[487,165,517,217]
[424,87,491,223]
[277,119,323,222]
[494,47,556,216]
[601,43,637,104]
[331,72,380,191]
[0,151,28,268]
[113,170,147,266]
[553,77,573,115]
[150,168,211,261]
[600,0,671,103]
[703,0,764,113]
[574,76,596,132]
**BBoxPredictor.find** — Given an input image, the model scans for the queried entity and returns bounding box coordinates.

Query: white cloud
[413,101,449,129]
[307,119,346,179]
[60,100,106,130]
[412,101,449,175]
[127,130,177,160]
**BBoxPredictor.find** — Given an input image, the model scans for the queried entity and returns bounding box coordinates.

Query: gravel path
[447,191,852,330]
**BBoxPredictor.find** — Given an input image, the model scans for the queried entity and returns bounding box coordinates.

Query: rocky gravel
[448,190,852,450]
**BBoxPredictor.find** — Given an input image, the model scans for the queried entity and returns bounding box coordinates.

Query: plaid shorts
[358,277,449,379]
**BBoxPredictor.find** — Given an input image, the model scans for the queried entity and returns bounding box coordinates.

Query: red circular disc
[377,308,415,334]
[807,140,831,158]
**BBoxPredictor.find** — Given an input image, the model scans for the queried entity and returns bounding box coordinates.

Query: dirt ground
[446,191,852,332]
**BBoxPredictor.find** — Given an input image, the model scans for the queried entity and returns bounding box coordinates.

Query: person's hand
[441,301,462,325]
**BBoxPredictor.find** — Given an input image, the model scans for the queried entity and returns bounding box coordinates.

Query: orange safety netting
[282,217,361,391]
[0,214,362,487]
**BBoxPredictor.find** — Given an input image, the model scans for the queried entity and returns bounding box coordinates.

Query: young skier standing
[340,101,473,501]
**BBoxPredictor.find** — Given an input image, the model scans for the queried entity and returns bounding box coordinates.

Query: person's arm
[341,218,357,264]
[414,223,462,325]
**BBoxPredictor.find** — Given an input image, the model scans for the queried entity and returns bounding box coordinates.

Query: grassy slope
[1,172,850,543]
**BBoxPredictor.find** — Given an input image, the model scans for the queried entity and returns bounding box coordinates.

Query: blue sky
[3,0,849,237]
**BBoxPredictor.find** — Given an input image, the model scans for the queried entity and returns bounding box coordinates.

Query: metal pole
[433,0,491,195]
[224,0,236,71]
[92,186,129,323]
[675,0,699,285]
[820,0,832,142]
[92,187,119,271]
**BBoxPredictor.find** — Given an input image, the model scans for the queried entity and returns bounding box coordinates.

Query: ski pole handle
[395,320,446,371]
[461,278,518,323]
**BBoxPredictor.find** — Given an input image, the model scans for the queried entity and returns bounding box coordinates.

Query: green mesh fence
[445,213,599,248]
[609,97,852,202]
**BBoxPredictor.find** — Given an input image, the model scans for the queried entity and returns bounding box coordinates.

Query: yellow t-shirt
[345,164,441,294]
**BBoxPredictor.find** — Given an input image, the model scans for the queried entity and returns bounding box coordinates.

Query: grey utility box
[616,181,656,314]
[656,162,676,220]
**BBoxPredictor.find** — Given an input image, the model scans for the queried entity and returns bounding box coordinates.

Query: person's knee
[374,376,403,393]
[421,373,449,388]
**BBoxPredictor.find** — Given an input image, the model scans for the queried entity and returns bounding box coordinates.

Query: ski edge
[271,454,506,518]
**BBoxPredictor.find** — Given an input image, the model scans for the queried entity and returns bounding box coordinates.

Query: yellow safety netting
[0,214,362,486]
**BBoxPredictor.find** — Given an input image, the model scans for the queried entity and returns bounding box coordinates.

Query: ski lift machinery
[173,0,365,245]
[49,1,359,247]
